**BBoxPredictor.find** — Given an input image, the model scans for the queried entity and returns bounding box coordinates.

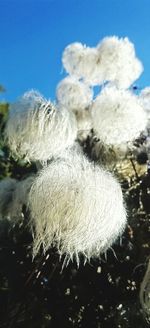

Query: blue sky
[0,0,150,102]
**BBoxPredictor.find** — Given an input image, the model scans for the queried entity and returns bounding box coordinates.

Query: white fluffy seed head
[91,86,147,146]
[0,178,17,219]
[5,90,77,162]
[62,42,104,86]
[28,151,126,265]
[62,37,143,88]
[97,36,143,88]
[56,76,93,113]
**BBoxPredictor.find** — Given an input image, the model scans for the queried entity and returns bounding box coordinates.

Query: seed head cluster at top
[1,36,150,264]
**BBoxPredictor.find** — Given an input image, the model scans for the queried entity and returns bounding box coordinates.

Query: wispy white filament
[5,90,77,162]
[29,151,126,265]
[56,76,93,112]
[91,86,147,145]
[97,36,143,88]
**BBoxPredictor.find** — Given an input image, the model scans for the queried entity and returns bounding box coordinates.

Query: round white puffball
[5,91,77,163]
[62,42,104,86]
[28,151,126,265]
[91,86,147,146]
[56,76,93,113]
[97,36,143,89]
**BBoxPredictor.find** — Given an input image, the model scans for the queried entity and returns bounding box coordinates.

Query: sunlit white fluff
[56,76,93,112]
[5,90,77,162]
[0,178,17,219]
[97,36,143,89]
[91,86,147,146]
[62,37,143,88]
[62,42,104,85]
[29,151,126,265]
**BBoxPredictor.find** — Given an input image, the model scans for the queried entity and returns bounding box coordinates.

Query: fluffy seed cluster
[91,86,147,145]
[2,35,145,266]
[28,151,126,265]
[62,43,102,86]
[56,76,93,113]
[62,36,143,88]
[5,91,77,162]
[97,36,143,89]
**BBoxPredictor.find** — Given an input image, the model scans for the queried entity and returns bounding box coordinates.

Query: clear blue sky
[1,0,150,102]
